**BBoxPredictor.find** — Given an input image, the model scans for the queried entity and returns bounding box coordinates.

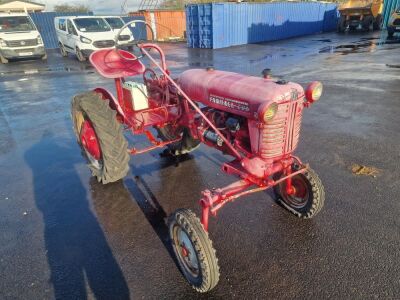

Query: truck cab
[0,13,46,64]
[387,7,400,38]
[337,0,383,32]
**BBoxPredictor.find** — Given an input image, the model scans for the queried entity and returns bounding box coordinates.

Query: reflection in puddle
[319,36,400,55]
[0,64,94,77]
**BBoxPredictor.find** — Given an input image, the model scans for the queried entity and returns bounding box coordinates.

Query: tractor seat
[89,49,145,79]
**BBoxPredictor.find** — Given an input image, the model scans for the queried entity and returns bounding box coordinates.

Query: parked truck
[337,0,383,32]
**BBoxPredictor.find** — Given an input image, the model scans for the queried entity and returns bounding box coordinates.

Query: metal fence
[29,12,147,49]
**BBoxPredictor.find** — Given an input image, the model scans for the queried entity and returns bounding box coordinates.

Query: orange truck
[337,0,383,32]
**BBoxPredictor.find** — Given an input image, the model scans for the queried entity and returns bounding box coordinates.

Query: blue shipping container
[382,0,400,28]
[29,12,93,49]
[186,2,339,49]
[121,16,148,41]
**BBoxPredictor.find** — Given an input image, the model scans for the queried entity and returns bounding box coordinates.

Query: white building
[0,1,45,13]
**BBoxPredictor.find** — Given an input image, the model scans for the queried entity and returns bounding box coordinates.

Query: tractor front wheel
[274,167,325,219]
[71,91,130,184]
[169,209,220,293]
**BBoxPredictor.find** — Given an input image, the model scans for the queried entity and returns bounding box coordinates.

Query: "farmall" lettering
[209,94,250,112]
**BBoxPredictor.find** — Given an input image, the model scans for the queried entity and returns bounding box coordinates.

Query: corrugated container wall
[186,2,339,49]
[382,0,400,28]
[29,12,93,49]
[130,10,186,41]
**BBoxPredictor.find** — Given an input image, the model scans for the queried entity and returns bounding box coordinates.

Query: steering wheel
[143,68,159,86]
[114,20,155,61]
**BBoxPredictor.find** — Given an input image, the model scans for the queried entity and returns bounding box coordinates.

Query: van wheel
[76,47,86,62]
[59,43,68,57]
[0,54,8,64]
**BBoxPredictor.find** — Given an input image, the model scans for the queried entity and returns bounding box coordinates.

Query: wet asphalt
[0,30,400,299]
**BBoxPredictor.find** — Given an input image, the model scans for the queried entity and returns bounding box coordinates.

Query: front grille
[393,19,400,26]
[349,16,361,21]
[15,48,36,54]
[6,39,38,47]
[118,35,130,41]
[259,100,303,160]
[93,40,115,48]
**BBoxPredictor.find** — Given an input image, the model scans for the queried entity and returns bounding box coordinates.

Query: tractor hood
[178,69,304,119]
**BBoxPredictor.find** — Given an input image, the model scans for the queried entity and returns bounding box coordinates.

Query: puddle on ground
[319,37,400,55]
[351,163,381,177]
[386,64,400,68]
[0,64,94,77]
[313,39,332,42]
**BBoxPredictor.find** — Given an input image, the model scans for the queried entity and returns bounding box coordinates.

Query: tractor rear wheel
[169,209,220,293]
[71,91,130,184]
[157,125,200,156]
[274,167,325,219]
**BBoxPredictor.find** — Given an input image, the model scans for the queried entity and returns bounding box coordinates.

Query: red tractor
[71,21,325,293]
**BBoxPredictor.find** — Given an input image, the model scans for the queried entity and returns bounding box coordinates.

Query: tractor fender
[93,87,126,122]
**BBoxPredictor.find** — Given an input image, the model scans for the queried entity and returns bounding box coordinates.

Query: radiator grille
[93,40,115,48]
[259,100,302,159]
[6,39,38,47]
[118,35,131,41]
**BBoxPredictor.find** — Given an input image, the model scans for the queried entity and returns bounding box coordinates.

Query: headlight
[37,36,43,45]
[0,39,7,47]
[80,36,92,44]
[259,102,278,122]
[305,81,323,103]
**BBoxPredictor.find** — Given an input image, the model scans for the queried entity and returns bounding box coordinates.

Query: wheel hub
[283,176,309,208]
[80,120,101,161]
[175,228,199,276]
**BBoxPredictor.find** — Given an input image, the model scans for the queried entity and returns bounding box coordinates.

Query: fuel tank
[178,69,304,119]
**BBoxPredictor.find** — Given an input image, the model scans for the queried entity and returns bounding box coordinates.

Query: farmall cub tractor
[71,21,325,292]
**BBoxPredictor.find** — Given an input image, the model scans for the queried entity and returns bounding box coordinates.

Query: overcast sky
[40,0,142,14]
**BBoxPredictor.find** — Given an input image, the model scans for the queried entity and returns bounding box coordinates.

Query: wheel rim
[282,176,310,209]
[173,225,200,277]
[78,115,102,170]
[77,49,84,61]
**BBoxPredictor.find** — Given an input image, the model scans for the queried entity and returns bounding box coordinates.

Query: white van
[102,16,134,48]
[0,13,46,64]
[55,16,116,62]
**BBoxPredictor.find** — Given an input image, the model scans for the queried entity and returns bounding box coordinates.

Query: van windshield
[73,18,111,32]
[0,16,36,32]
[104,17,124,29]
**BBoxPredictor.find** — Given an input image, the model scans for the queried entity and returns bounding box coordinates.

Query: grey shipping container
[186,2,339,49]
